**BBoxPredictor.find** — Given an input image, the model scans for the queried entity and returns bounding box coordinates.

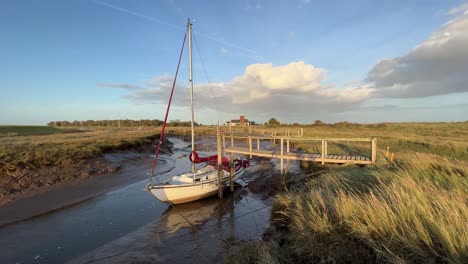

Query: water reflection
[69,187,271,264]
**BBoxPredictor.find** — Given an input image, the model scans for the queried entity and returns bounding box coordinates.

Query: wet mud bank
[0,135,172,206]
[0,139,173,227]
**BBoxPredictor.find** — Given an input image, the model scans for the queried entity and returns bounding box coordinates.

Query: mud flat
[0,149,172,227]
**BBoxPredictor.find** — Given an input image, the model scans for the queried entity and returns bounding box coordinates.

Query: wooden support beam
[371,138,377,164]
[257,138,260,150]
[321,139,325,165]
[248,136,253,159]
[230,152,234,192]
[280,138,284,176]
[217,125,223,199]
[324,140,328,156]
[222,134,226,156]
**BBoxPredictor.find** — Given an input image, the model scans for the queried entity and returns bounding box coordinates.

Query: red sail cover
[189,151,219,163]
[189,151,249,171]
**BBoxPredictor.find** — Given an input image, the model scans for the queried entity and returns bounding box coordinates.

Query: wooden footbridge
[219,132,377,175]
[214,127,377,198]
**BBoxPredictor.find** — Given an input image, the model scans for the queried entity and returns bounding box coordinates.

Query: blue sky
[1,0,467,125]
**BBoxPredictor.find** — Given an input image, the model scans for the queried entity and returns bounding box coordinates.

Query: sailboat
[146,19,249,204]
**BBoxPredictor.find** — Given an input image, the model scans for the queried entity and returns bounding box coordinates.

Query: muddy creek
[0,137,301,263]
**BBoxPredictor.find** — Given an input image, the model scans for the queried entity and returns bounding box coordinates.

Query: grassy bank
[0,128,162,174]
[225,123,468,263]
[0,125,66,136]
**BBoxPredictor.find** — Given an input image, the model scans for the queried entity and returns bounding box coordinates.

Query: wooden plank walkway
[224,146,373,165]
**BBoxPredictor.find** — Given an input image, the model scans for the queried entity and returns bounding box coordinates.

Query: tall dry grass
[272,152,468,263]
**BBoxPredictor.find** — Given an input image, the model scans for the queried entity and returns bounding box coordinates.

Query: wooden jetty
[220,133,377,175]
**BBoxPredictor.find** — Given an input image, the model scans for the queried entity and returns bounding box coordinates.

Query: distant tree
[268,118,280,126]
[313,120,326,126]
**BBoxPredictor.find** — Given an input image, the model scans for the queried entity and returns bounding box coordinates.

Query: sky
[1,0,468,125]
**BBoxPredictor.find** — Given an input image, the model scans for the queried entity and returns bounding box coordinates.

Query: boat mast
[188,18,195,173]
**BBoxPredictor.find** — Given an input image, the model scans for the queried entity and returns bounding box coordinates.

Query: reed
[269,153,468,263]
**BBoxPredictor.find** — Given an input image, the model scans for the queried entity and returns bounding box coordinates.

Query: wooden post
[286,139,290,175]
[257,138,260,150]
[280,138,284,176]
[230,152,234,192]
[301,128,303,137]
[248,136,252,159]
[371,138,377,164]
[321,139,325,165]
[217,125,223,199]
[324,140,328,156]
[222,134,226,156]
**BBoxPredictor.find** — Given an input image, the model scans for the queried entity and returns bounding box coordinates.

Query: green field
[0,126,65,136]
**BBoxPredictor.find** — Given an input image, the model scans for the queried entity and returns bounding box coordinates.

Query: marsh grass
[0,128,162,176]
[262,153,468,263]
[224,123,467,263]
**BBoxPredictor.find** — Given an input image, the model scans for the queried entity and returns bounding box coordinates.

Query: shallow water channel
[0,137,297,264]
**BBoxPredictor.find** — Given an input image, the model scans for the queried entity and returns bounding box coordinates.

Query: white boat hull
[149,165,244,204]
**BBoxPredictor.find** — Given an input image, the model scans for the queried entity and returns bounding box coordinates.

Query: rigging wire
[148,29,187,182]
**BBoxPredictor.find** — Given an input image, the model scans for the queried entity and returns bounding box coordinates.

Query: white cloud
[447,3,468,15]
[366,9,468,98]
[220,47,228,54]
[117,62,371,120]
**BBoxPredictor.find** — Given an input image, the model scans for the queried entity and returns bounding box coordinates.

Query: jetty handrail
[222,133,373,142]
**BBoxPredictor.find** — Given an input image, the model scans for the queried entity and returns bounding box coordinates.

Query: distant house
[225,115,254,126]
